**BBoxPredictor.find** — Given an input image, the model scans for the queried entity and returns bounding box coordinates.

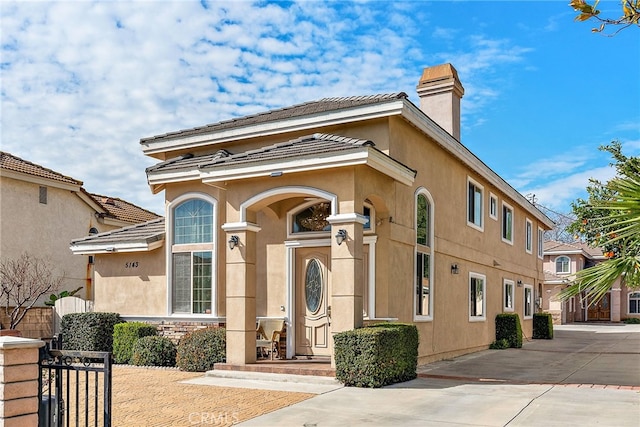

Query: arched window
[629,292,640,314]
[170,196,215,315]
[556,256,570,274]
[415,189,434,320]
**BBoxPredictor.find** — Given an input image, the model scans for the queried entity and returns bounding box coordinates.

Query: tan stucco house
[543,240,639,324]
[0,152,159,335]
[71,64,555,365]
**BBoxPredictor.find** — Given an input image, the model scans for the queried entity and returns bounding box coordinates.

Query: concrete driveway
[239,324,640,426]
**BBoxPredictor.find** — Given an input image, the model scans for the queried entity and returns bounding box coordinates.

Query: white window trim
[501,201,514,245]
[525,218,533,254]
[414,188,434,321]
[628,291,640,315]
[469,272,486,322]
[489,192,498,220]
[467,177,484,232]
[555,255,571,275]
[537,227,544,259]
[503,279,515,312]
[166,192,218,317]
[524,284,534,319]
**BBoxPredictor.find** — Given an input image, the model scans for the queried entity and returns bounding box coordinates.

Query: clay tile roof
[141,93,408,143]
[90,193,161,224]
[543,240,604,258]
[71,217,165,246]
[0,151,83,186]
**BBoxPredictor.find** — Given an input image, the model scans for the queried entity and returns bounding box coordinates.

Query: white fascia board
[141,101,405,157]
[1,169,81,192]
[70,239,164,255]
[366,148,415,186]
[401,102,555,229]
[146,169,201,186]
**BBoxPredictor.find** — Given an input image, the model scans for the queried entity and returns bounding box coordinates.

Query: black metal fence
[38,339,112,427]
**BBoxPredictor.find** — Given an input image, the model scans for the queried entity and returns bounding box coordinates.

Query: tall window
[629,292,640,314]
[537,227,544,259]
[469,273,486,321]
[171,197,214,314]
[503,279,514,312]
[556,256,570,274]
[525,219,533,253]
[467,178,483,230]
[415,190,433,319]
[524,285,533,318]
[502,202,513,244]
[489,193,498,220]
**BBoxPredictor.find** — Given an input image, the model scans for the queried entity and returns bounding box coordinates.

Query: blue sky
[2,1,639,216]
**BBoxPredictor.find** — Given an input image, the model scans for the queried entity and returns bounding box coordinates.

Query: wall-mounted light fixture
[335,229,347,245]
[517,280,523,287]
[451,264,459,274]
[228,235,239,250]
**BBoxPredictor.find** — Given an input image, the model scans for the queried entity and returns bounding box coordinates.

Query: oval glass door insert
[305,259,323,313]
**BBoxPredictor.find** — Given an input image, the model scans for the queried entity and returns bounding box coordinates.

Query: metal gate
[39,341,112,427]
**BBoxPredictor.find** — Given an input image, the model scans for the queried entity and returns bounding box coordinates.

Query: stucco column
[0,336,45,427]
[328,213,367,365]
[611,283,622,322]
[222,223,261,365]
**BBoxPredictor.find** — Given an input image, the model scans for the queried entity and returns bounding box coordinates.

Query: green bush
[623,318,640,324]
[495,313,522,348]
[334,323,418,388]
[489,338,510,349]
[131,336,176,367]
[113,322,158,364]
[532,313,554,339]
[176,327,226,372]
[61,312,123,352]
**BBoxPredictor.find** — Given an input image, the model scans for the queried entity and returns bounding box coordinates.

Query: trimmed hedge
[61,312,123,352]
[131,336,176,367]
[113,322,158,364]
[532,313,554,339]
[495,313,522,348]
[176,327,226,372]
[334,323,418,388]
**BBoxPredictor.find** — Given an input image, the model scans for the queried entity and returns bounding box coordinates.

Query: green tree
[561,142,640,302]
[570,0,640,35]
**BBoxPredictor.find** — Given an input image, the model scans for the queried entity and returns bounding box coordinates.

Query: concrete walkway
[236,324,640,426]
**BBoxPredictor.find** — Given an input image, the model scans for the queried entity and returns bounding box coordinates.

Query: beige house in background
[0,152,159,335]
[542,240,639,324]
[71,64,554,366]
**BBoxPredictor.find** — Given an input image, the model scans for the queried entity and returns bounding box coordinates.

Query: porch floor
[214,356,335,377]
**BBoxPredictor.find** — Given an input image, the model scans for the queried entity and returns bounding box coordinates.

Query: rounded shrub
[113,322,158,364]
[131,336,176,367]
[176,327,226,372]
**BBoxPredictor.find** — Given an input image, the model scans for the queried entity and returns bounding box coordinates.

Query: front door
[295,247,331,356]
[587,293,611,321]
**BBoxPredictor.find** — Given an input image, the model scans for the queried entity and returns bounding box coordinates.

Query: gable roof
[70,217,165,254]
[0,151,83,188]
[90,193,161,224]
[544,240,604,259]
[147,133,417,189]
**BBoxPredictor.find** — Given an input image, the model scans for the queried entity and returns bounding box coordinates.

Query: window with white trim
[628,292,640,314]
[525,218,533,254]
[469,272,486,321]
[467,178,484,230]
[415,189,433,320]
[170,197,215,314]
[556,256,570,274]
[501,202,513,244]
[537,227,544,259]
[489,193,498,220]
[524,285,533,319]
[503,279,514,312]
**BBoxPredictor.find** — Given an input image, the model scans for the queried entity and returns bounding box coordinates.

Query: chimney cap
[417,63,461,87]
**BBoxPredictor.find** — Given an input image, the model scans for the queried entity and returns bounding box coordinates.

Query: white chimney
[416,63,464,141]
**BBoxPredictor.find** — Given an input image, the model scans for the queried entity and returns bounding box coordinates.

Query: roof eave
[70,239,164,255]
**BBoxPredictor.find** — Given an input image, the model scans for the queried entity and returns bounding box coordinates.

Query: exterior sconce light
[335,229,347,245]
[517,280,523,287]
[228,235,239,250]
[451,264,459,274]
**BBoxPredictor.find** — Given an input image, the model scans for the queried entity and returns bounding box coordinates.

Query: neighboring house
[0,151,160,336]
[71,64,555,366]
[542,240,640,324]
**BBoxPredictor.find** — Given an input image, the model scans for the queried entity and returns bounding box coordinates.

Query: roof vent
[105,198,117,206]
